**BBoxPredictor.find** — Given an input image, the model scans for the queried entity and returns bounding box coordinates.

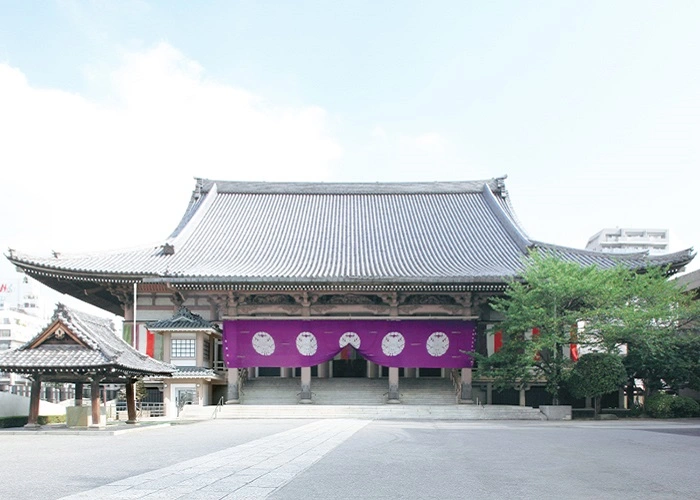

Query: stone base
[225,399,240,405]
[595,413,618,420]
[68,406,106,427]
[540,405,572,420]
[299,398,313,405]
[458,399,474,405]
[23,423,41,429]
[386,398,401,404]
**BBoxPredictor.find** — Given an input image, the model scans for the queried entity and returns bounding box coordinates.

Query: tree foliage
[476,252,700,405]
[566,352,627,415]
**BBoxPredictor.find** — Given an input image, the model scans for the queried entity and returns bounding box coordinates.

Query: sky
[1,1,699,320]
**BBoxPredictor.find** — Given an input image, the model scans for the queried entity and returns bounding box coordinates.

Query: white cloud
[0,42,343,257]
[407,132,448,153]
[371,125,387,139]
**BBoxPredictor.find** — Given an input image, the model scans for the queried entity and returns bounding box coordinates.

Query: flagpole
[133,282,138,348]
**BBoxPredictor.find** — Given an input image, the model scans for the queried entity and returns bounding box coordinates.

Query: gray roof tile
[148,307,219,332]
[6,178,695,285]
[0,304,174,376]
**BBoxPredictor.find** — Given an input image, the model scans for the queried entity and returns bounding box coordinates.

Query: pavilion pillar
[317,362,329,378]
[519,386,527,406]
[387,367,400,403]
[618,388,626,409]
[367,361,378,379]
[486,383,493,405]
[299,366,312,403]
[404,368,417,379]
[459,368,473,403]
[75,382,84,407]
[125,379,137,424]
[226,368,240,404]
[25,375,42,428]
[90,379,104,428]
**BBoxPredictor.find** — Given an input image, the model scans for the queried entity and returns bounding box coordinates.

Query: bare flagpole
[133,282,138,348]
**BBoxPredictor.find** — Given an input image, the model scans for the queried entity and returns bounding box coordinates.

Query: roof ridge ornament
[193,177,203,200]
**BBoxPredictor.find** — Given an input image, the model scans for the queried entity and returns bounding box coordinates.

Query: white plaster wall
[0,391,66,417]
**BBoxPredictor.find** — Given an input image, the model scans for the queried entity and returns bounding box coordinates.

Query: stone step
[240,377,459,406]
[180,404,546,421]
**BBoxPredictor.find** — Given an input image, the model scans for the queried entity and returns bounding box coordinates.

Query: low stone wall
[540,405,572,420]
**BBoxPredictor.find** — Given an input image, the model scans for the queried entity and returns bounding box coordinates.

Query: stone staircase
[399,377,456,405]
[239,377,456,406]
[180,403,545,421]
[178,377,545,420]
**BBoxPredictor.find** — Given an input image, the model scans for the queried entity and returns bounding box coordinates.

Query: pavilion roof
[148,307,220,333]
[0,304,174,381]
[5,177,695,314]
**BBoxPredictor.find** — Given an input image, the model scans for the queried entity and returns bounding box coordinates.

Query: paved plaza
[1,418,699,500]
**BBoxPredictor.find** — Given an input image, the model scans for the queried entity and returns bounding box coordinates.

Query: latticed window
[202,338,210,362]
[171,338,196,358]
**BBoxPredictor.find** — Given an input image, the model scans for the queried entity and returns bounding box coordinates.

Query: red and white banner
[135,324,155,358]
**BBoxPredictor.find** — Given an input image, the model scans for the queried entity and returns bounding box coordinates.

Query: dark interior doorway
[333,346,367,377]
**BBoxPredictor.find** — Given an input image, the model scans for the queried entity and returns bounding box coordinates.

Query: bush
[0,415,66,428]
[645,393,700,418]
[0,416,30,428]
[645,393,674,418]
[669,396,700,417]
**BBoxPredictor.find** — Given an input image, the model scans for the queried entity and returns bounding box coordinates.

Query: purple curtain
[223,319,475,368]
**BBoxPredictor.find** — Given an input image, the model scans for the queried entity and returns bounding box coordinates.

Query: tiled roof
[171,366,222,379]
[148,307,219,332]
[0,304,174,376]
[6,178,695,287]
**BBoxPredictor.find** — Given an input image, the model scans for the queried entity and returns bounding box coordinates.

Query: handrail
[212,396,225,419]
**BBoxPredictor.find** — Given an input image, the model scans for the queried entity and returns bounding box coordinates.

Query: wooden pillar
[75,382,83,407]
[90,379,103,427]
[25,375,42,428]
[387,367,400,403]
[299,366,312,403]
[519,387,527,406]
[126,380,137,424]
[486,383,493,405]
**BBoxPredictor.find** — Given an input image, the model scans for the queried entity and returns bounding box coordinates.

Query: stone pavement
[57,419,370,500]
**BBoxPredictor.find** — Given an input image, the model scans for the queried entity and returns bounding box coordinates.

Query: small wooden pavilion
[0,303,174,427]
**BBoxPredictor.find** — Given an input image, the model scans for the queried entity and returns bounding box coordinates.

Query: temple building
[5,177,694,414]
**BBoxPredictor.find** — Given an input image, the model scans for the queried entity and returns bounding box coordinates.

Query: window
[171,338,196,358]
[0,329,11,337]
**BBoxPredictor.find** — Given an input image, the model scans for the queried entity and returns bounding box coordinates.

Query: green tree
[477,254,621,403]
[599,266,700,400]
[476,253,700,406]
[566,352,627,416]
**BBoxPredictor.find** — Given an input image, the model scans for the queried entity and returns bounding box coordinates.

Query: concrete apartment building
[0,277,49,394]
[586,228,669,255]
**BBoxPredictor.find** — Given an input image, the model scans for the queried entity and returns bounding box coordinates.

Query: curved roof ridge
[481,183,532,252]
[198,177,509,195]
[167,181,219,245]
[531,240,695,272]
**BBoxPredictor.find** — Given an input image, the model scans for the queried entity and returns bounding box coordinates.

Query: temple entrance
[332,346,367,377]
